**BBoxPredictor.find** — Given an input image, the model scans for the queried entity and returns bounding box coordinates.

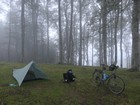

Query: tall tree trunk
[110,23,114,64]
[131,0,140,71]
[21,0,25,62]
[86,31,89,66]
[46,0,50,63]
[73,14,77,65]
[15,23,20,62]
[107,14,111,65]
[8,0,12,62]
[31,0,38,61]
[83,24,86,65]
[114,4,119,65]
[92,34,94,66]
[120,0,123,68]
[40,27,45,62]
[69,0,74,64]
[102,0,107,64]
[58,0,63,64]
[79,0,82,66]
[64,0,69,64]
[99,13,102,65]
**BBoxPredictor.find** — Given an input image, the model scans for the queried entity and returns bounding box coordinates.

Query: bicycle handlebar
[109,64,119,71]
[100,64,119,71]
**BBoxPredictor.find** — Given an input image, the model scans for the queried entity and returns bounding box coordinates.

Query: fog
[0,0,132,68]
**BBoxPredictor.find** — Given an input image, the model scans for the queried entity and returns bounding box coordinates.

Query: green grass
[0,63,140,105]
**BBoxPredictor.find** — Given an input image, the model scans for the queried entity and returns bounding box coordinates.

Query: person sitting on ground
[63,69,76,83]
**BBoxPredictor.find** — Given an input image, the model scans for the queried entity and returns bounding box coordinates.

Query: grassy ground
[0,63,140,105]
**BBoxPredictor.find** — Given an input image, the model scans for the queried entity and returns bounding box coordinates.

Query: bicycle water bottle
[103,73,109,80]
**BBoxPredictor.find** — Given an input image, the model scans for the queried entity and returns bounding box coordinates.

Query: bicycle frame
[100,67,118,84]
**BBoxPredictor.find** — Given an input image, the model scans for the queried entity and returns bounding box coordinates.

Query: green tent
[13,61,47,86]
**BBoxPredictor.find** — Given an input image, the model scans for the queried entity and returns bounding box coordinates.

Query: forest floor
[0,63,140,105]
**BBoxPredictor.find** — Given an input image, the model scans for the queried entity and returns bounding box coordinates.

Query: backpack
[63,69,76,83]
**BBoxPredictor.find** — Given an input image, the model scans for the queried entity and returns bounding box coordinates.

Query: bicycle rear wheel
[108,75,125,94]
[92,70,102,86]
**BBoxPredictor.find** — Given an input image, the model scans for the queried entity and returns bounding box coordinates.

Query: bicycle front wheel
[108,75,125,94]
[92,70,102,86]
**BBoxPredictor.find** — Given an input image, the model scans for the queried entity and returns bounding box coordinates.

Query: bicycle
[92,64,125,95]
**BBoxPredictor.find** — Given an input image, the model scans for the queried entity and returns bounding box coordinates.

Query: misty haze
[0,0,133,68]
[0,0,140,104]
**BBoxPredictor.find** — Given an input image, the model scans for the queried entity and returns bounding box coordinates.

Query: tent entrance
[24,70,36,81]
